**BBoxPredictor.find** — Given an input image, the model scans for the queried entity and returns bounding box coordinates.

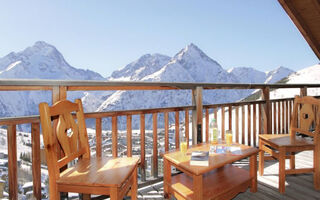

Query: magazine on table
[190,151,209,166]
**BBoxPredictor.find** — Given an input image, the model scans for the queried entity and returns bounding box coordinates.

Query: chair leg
[290,152,295,170]
[258,140,264,176]
[279,147,286,194]
[131,167,138,200]
[314,144,320,190]
[49,182,60,200]
[250,154,257,192]
[110,187,119,200]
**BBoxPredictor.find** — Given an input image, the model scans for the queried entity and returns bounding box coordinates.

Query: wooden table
[163,142,259,200]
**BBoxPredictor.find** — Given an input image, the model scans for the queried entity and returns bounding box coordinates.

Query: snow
[270,64,320,99]
[96,43,296,129]
[228,66,294,84]
[0,41,105,119]
[0,41,297,130]
[0,60,21,74]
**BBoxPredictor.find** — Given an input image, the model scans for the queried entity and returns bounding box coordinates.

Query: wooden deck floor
[136,150,320,200]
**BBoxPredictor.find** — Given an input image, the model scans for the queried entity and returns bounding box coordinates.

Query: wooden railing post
[175,111,180,149]
[140,114,146,181]
[192,87,203,144]
[96,118,102,157]
[112,116,118,158]
[235,106,239,143]
[247,105,251,146]
[205,108,209,142]
[242,105,245,144]
[152,113,158,178]
[253,104,257,146]
[52,86,67,103]
[228,106,232,131]
[31,122,41,200]
[300,87,307,96]
[7,125,17,200]
[126,115,132,157]
[221,107,225,140]
[262,87,272,134]
[185,110,189,147]
[164,112,169,152]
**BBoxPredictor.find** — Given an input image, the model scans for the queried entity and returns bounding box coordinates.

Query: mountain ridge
[0,41,298,130]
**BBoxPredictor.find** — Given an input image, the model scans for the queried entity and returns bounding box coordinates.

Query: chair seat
[259,134,314,148]
[57,157,140,187]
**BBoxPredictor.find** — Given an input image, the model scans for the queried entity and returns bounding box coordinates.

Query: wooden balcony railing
[0,80,319,199]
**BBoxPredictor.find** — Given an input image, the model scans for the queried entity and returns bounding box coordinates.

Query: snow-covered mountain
[0,41,103,80]
[0,41,296,130]
[227,66,294,84]
[265,66,294,84]
[270,64,320,99]
[110,54,171,81]
[98,43,294,129]
[0,41,104,119]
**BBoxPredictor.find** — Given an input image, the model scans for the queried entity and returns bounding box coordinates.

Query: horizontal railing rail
[1,79,320,89]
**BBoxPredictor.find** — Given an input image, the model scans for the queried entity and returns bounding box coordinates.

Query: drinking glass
[226,130,233,146]
[180,135,187,154]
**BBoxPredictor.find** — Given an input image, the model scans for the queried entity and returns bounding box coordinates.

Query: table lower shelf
[167,164,252,200]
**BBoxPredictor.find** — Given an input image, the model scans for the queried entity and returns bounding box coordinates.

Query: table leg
[258,140,264,176]
[193,174,203,200]
[279,147,286,194]
[163,158,171,199]
[250,154,257,192]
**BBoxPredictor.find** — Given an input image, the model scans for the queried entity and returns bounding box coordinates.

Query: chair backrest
[290,96,320,139]
[39,99,90,179]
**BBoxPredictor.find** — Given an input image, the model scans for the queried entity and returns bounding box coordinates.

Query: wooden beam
[278,0,320,59]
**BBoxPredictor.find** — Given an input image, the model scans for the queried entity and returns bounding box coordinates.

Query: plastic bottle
[210,118,219,144]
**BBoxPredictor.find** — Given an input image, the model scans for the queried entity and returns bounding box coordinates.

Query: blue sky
[0,1,318,77]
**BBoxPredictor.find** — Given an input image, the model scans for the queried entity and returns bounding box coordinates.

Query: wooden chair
[39,99,139,199]
[259,95,320,193]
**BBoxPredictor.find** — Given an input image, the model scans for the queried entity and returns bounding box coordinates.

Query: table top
[163,142,259,176]
[259,134,314,147]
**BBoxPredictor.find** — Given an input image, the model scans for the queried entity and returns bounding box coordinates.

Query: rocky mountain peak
[109,53,171,80]
[21,41,64,62]
[174,43,209,61]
